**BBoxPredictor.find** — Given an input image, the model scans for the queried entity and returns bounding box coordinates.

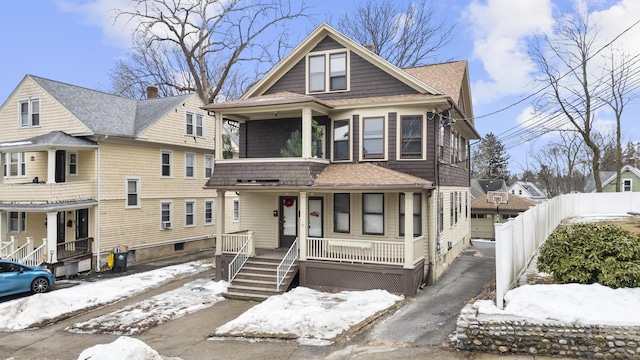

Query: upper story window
[204,155,213,178]
[362,117,385,160]
[307,51,349,94]
[161,150,172,177]
[624,179,632,192]
[68,152,78,176]
[19,99,39,128]
[185,153,195,178]
[400,115,423,159]
[186,112,204,137]
[3,153,26,178]
[333,119,350,161]
[126,177,140,208]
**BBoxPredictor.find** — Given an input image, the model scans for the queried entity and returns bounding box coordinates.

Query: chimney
[364,44,374,52]
[147,85,159,99]
[629,158,636,168]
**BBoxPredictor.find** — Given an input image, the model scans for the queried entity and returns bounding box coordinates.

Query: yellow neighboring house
[0,75,234,276]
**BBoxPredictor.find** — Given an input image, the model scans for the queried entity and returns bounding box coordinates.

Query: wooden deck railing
[57,237,93,260]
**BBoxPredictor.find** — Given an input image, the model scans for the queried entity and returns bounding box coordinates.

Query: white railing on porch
[307,237,424,266]
[227,236,252,282]
[277,238,299,291]
[0,180,96,203]
[4,237,35,263]
[221,231,254,254]
[20,243,46,266]
[495,192,640,310]
[1,238,16,257]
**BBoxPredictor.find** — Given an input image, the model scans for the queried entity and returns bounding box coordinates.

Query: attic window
[307,50,349,94]
[19,99,39,128]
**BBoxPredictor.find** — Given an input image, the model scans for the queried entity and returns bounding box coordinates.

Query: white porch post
[214,113,224,161]
[299,191,308,261]
[46,211,58,263]
[47,149,56,184]
[301,107,312,159]
[215,190,226,255]
[0,152,4,185]
[404,192,414,269]
[0,211,6,244]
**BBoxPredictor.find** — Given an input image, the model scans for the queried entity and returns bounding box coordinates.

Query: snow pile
[564,214,630,225]
[77,336,179,360]
[214,287,403,345]
[0,261,212,330]
[68,279,228,335]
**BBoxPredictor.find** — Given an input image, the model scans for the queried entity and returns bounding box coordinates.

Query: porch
[1,236,93,276]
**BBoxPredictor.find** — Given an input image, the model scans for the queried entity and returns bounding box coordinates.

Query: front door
[278,196,298,249]
[56,211,66,244]
[308,197,323,237]
[76,208,89,239]
[55,150,66,183]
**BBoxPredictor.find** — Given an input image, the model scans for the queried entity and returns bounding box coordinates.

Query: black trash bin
[112,252,128,273]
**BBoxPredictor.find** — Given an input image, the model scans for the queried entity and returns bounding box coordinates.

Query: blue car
[0,260,55,297]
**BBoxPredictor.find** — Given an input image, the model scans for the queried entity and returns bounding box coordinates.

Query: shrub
[537,223,640,288]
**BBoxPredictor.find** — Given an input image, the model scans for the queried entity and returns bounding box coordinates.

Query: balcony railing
[0,181,96,204]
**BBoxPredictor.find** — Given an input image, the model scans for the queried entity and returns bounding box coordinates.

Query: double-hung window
[19,99,39,127]
[362,117,384,160]
[9,212,26,233]
[204,200,214,225]
[333,120,350,161]
[185,112,203,137]
[363,193,384,235]
[624,179,632,192]
[4,153,26,177]
[185,153,195,178]
[161,150,172,177]
[233,199,239,221]
[68,152,78,176]
[333,193,350,233]
[204,155,213,178]
[399,193,422,236]
[307,51,348,93]
[161,201,172,229]
[185,201,195,226]
[400,115,423,159]
[126,178,140,208]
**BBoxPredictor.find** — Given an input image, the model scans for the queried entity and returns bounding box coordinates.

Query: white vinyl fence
[495,192,640,309]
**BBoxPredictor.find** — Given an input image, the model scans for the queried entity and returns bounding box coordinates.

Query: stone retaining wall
[456,304,640,359]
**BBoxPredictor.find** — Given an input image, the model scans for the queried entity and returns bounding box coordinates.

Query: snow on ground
[77,336,181,360]
[67,279,228,335]
[476,214,640,326]
[214,287,404,346]
[0,261,213,330]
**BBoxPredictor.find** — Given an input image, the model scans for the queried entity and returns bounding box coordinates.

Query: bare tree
[110,0,309,102]
[336,0,454,68]
[533,132,586,196]
[529,7,606,191]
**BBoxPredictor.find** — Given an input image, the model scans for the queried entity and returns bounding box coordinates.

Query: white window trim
[185,153,195,178]
[359,116,388,162]
[623,179,633,192]
[204,155,214,178]
[68,151,78,176]
[8,211,27,234]
[125,177,141,209]
[18,98,40,128]
[204,199,215,225]
[160,200,173,229]
[185,111,205,137]
[396,114,427,161]
[305,49,350,95]
[331,118,352,162]
[4,152,27,178]
[233,199,239,222]
[185,200,196,227]
[160,150,173,178]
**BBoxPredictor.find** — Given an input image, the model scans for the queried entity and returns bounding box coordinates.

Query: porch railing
[220,231,254,253]
[227,234,253,282]
[412,235,426,265]
[4,237,36,263]
[1,238,16,257]
[276,237,299,291]
[20,243,46,266]
[57,237,93,260]
[0,180,96,204]
[307,237,408,265]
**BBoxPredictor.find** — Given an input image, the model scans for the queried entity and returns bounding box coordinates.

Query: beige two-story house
[0,76,234,275]
[203,24,480,299]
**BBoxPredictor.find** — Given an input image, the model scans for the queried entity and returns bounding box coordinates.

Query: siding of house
[602,173,640,192]
[265,36,417,100]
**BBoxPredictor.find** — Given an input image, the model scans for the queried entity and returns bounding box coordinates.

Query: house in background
[508,181,547,203]
[585,164,640,193]
[470,191,537,239]
[470,179,507,199]
[203,23,480,299]
[0,75,236,276]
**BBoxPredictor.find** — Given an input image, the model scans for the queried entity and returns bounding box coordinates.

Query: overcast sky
[1,0,639,175]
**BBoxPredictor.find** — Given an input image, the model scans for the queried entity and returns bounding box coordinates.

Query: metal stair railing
[276,237,299,291]
[228,235,253,282]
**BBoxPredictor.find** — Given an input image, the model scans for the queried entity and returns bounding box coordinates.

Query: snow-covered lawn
[67,279,228,335]
[0,261,213,331]
[476,214,640,326]
[214,287,404,346]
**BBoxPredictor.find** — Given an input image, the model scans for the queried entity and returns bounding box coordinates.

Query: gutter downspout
[95,135,107,271]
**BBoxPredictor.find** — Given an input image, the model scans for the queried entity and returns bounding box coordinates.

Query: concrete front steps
[224,257,298,301]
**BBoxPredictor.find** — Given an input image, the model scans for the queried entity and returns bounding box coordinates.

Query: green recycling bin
[113,252,128,273]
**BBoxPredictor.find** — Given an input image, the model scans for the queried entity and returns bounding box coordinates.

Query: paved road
[0,242,571,360]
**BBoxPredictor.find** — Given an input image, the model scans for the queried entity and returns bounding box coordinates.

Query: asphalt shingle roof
[313,163,434,189]
[471,192,537,211]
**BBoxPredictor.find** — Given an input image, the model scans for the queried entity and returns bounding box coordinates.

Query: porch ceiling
[0,199,98,212]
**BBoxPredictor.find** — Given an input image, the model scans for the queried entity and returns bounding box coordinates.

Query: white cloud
[463,0,554,105]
